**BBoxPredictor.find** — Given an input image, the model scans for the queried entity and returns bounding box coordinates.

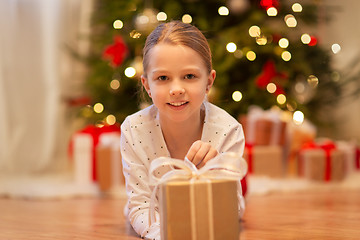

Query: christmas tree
[77,0,341,126]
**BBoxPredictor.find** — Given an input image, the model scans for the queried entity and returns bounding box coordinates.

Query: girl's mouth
[167,101,188,107]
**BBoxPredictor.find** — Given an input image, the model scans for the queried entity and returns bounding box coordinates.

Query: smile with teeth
[168,101,188,106]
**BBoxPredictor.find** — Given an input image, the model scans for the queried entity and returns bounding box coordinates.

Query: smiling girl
[120,20,245,239]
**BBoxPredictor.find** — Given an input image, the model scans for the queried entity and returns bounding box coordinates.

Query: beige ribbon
[148,152,248,239]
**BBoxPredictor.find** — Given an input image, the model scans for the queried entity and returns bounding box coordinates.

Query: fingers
[197,147,218,168]
[186,140,218,169]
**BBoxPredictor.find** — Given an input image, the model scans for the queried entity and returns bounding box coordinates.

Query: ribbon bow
[148,152,248,225]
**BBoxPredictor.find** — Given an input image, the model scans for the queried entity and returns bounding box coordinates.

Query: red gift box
[298,141,345,182]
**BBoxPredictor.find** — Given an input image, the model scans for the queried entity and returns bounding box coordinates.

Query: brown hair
[142,21,212,77]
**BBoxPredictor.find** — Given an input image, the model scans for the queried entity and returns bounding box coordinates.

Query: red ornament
[103,36,128,67]
[65,96,91,107]
[309,36,318,46]
[255,60,288,89]
[260,0,279,10]
[274,86,285,96]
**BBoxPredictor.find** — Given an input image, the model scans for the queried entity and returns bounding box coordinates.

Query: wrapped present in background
[96,133,124,192]
[336,140,360,174]
[244,144,284,178]
[286,120,317,176]
[298,141,346,182]
[239,106,287,146]
[69,124,120,186]
[160,179,239,240]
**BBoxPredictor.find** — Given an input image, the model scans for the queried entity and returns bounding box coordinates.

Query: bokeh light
[277,94,286,105]
[301,33,311,44]
[113,20,123,29]
[226,42,237,53]
[293,110,304,125]
[234,49,243,59]
[110,79,120,90]
[182,14,192,23]
[218,6,229,16]
[157,12,167,21]
[249,25,261,37]
[232,91,243,102]
[267,7,278,16]
[246,51,256,61]
[125,67,136,78]
[285,14,297,27]
[256,35,267,45]
[266,83,277,93]
[331,43,341,54]
[278,38,289,48]
[106,114,116,125]
[292,3,303,12]
[307,75,319,88]
[130,30,141,39]
[281,51,291,61]
[94,103,104,113]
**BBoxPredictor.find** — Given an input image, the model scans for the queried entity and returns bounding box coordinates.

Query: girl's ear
[141,75,151,98]
[206,70,216,93]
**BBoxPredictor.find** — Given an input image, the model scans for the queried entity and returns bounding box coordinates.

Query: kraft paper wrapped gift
[159,179,239,240]
[239,106,287,146]
[286,120,317,176]
[149,152,247,240]
[298,142,345,181]
[244,144,284,177]
[95,133,124,192]
[336,141,360,174]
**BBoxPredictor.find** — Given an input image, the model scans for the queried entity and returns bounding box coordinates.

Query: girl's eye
[184,74,195,79]
[157,76,168,81]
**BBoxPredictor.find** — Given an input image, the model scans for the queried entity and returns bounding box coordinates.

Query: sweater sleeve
[215,122,247,218]
[120,119,160,240]
[220,123,245,156]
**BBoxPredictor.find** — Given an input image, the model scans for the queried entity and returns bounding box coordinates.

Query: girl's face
[142,43,215,124]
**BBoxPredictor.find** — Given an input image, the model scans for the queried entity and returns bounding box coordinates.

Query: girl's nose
[169,82,185,96]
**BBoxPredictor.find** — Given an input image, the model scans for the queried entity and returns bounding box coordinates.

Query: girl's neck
[160,109,205,159]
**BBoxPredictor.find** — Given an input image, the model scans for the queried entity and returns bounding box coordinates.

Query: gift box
[244,144,284,178]
[286,120,317,176]
[336,141,360,174]
[159,179,239,240]
[239,106,287,146]
[69,124,120,185]
[95,133,124,192]
[149,153,247,240]
[72,132,94,185]
[298,141,346,181]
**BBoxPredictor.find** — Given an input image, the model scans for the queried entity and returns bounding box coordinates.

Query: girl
[120,20,245,239]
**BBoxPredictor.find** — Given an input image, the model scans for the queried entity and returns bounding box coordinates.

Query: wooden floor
[0,189,359,240]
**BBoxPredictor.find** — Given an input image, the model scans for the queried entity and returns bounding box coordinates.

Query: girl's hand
[185,140,218,169]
